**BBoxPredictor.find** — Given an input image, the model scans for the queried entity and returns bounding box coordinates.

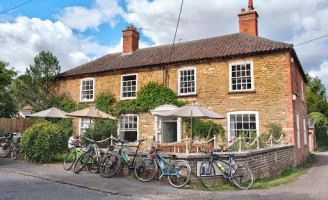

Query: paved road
[0,152,327,200]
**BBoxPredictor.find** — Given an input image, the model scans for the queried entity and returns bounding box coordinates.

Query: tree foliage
[10,51,60,112]
[0,61,17,117]
[308,112,328,147]
[306,74,328,116]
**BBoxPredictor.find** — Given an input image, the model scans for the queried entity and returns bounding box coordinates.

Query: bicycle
[72,137,114,174]
[0,133,20,160]
[134,148,191,188]
[63,144,84,170]
[199,149,254,189]
[99,139,145,178]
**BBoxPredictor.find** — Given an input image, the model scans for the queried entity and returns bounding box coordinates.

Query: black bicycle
[99,139,145,178]
[72,137,114,174]
[199,149,254,189]
[0,133,20,160]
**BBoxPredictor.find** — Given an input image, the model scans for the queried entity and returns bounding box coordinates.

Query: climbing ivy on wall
[95,82,188,116]
[95,82,224,139]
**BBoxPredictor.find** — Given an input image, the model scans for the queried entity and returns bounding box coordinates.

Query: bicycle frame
[119,142,142,169]
[154,153,178,176]
[210,154,235,179]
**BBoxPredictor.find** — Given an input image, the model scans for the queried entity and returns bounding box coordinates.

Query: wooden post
[270,134,273,147]
[257,136,259,149]
[213,135,217,149]
[185,136,189,153]
[239,135,242,152]
[110,134,113,146]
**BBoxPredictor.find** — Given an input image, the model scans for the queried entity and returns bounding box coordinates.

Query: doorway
[162,122,177,143]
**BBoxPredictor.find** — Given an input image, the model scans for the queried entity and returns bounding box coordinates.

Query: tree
[0,61,17,117]
[10,51,60,112]
[306,74,328,116]
[308,112,328,147]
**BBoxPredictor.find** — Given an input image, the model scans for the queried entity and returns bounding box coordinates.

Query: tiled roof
[58,32,293,78]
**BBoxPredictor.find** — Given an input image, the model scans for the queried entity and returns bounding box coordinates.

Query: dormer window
[229,61,254,92]
[80,78,95,102]
[121,74,137,100]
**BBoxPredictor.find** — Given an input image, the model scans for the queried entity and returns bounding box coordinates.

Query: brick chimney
[122,25,139,54]
[238,0,259,36]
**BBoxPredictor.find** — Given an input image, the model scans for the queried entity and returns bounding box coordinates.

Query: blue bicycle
[134,148,191,188]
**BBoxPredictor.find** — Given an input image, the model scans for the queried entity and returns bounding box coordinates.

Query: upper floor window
[80,78,95,102]
[121,74,137,100]
[178,67,196,95]
[227,111,259,142]
[301,81,305,102]
[229,61,254,92]
[119,114,138,142]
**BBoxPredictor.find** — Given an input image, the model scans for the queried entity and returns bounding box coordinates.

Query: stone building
[55,1,309,165]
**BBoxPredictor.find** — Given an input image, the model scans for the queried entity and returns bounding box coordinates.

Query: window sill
[79,100,94,104]
[228,90,256,94]
[176,93,198,98]
[120,97,137,101]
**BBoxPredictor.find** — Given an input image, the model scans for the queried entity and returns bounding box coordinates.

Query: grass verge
[190,153,316,191]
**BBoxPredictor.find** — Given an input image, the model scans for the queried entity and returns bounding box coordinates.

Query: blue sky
[0,0,328,88]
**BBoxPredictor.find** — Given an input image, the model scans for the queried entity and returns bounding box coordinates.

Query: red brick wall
[238,11,258,36]
[283,52,309,165]
[122,26,139,54]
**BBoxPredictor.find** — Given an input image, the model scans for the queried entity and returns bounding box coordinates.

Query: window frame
[120,73,138,100]
[80,78,95,102]
[227,111,259,142]
[118,114,139,142]
[303,116,307,146]
[79,118,92,136]
[229,61,254,92]
[178,67,197,96]
[296,112,301,149]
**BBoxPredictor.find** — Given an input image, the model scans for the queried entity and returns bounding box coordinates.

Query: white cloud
[309,62,328,90]
[56,0,124,32]
[0,16,106,73]
[123,0,328,78]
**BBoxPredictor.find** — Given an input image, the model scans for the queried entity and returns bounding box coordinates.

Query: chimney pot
[241,8,246,12]
[248,0,254,10]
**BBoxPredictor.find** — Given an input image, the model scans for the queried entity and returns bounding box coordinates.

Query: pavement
[0,152,328,200]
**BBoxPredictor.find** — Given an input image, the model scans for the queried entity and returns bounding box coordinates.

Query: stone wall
[55,52,293,140]
[117,144,295,183]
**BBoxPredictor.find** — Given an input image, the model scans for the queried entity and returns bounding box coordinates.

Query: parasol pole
[191,110,193,142]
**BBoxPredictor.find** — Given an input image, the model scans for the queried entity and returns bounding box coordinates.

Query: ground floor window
[79,118,92,135]
[227,111,259,141]
[119,115,138,142]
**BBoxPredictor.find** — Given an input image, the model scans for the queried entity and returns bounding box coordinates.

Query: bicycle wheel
[199,160,216,188]
[134,156,157,182]
[10,144,19,160]
[87,158,99,173]
[73,152,89,174]
[63,151,76,170]
[99,153,122,178]
[0,143,10,158]
[167,160,191,188]
[231,164,254,189]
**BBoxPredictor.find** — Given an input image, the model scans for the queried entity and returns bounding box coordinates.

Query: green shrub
[82,120,117,146]
[184,119,225,140]
[95,92,116,115]
[20,121,69,163]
